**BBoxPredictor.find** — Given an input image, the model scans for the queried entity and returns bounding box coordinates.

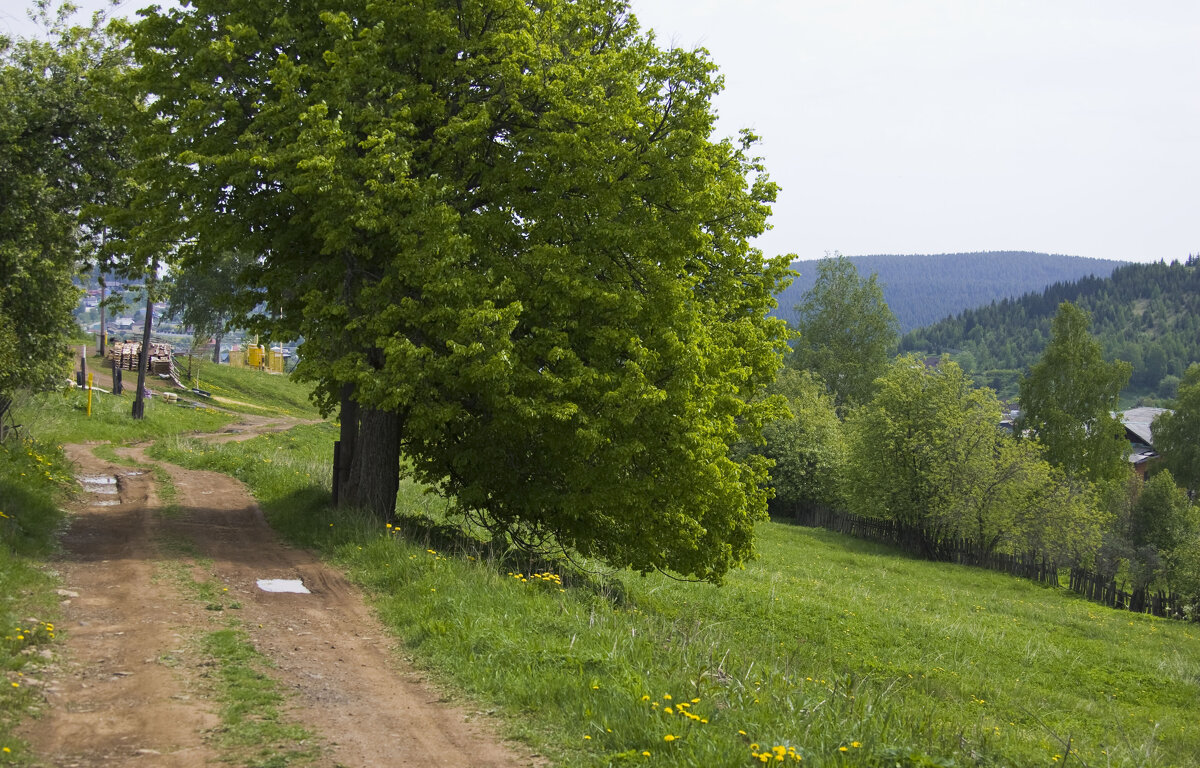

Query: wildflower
[583,735,591,740]
[642,751,650,757]
[663,734,676,742]
[839,747,848,752]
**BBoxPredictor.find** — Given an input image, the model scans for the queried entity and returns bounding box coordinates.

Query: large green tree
[0,3,127,418]
[121,0,792,581]
[1153,363,1200,492]
[1017,301,1132,484]
[787,254,898,413]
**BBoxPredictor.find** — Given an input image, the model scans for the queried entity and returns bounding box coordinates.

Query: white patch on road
[256,578,311,594]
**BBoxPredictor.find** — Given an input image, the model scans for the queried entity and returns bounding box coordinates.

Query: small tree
[1153,363,1200,493]
[166,252,246,365]
[788,254,898,413]
[1017,302,1132,484]
[754,367,845,510]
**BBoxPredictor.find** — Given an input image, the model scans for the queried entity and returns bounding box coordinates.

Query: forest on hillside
[775,251,1127,332]
[900,257,1200,400]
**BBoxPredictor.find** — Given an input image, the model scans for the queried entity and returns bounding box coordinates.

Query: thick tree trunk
[345,405,400,519]
[212,332,223,364]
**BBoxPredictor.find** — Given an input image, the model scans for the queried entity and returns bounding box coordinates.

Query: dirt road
[20,417,536,767]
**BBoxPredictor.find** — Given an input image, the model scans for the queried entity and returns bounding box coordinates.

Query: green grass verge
[10,388,233,446]
[152,426,1200,768]
[175,358,321,418]
[0,438,68,763]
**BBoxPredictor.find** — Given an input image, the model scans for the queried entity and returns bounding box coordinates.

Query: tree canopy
[121,0,792,581]
[0,3,126,406]
[845,355,1098,559]
[752,368,845,510]
[787,254,897,412]
[1017,302,1132,484]
[1153,364,1200,493]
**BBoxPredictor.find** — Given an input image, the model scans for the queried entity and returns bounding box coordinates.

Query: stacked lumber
[108,341,174,373]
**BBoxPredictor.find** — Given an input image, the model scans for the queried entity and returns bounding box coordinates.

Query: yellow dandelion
[663,734,676,742]
[642,751,650,757]
[851,741,861,748]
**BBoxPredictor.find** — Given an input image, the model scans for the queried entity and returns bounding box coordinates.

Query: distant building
[1120,407,1170,480]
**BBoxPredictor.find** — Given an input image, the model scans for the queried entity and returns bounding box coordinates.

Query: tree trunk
[345,405,400,519]
[98,282,107,356]
[131,283,154,420]
[335,382,359,506]
[212,332,223,364]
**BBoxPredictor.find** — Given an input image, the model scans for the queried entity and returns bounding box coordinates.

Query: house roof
[1119,407,1169,447]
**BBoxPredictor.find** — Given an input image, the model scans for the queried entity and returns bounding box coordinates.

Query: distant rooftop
[1120,407,1170,447]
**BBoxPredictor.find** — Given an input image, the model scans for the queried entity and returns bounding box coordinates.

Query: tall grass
[154,427,1200,768]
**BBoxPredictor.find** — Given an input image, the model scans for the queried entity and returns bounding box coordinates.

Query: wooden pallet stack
[108,341,174,373]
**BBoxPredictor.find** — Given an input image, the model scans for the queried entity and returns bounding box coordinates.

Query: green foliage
[845,355,1100,560]
[788,255,898,412]
[0,3,127,402]
[1017,302,1132,484]
[1153,363,1200,492]
[122,0,791,581]
[1132,470,1195,553]
[903,259,1200,400]
[157,425,1200,768]
[753,368,845,508]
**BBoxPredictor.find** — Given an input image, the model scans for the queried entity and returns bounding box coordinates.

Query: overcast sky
[4,0,1196,264]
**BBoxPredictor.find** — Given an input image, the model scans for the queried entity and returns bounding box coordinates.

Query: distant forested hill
[774,252,1127,333]
[900,257,1200,400]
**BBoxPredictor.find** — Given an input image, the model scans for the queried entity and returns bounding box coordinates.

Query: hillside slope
[901,257,1200,399]
[775,251,1127,332]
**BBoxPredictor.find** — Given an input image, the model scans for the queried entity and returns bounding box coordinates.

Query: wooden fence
[773,501,1194,621]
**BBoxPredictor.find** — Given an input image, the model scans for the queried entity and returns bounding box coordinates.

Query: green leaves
[1017,302,1132,484]
[1152,364,1200,493]
[124,0,791,581]
[1,5,127,399]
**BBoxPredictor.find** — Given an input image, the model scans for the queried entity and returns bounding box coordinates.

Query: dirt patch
[21,418,537,767]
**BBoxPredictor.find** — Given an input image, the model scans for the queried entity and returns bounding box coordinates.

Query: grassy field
[152,426,1200,768]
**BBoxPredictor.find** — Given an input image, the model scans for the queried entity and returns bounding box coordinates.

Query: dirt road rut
[21,424,534,767]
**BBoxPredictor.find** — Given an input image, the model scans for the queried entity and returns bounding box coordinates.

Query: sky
[4,0,1197,264]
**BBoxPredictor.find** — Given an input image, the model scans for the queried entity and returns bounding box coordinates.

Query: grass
[152,427,1200,768]
[157,558,315,766]
[0,438,69,763]
[10,387,233,446]
[174,358,321,418]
